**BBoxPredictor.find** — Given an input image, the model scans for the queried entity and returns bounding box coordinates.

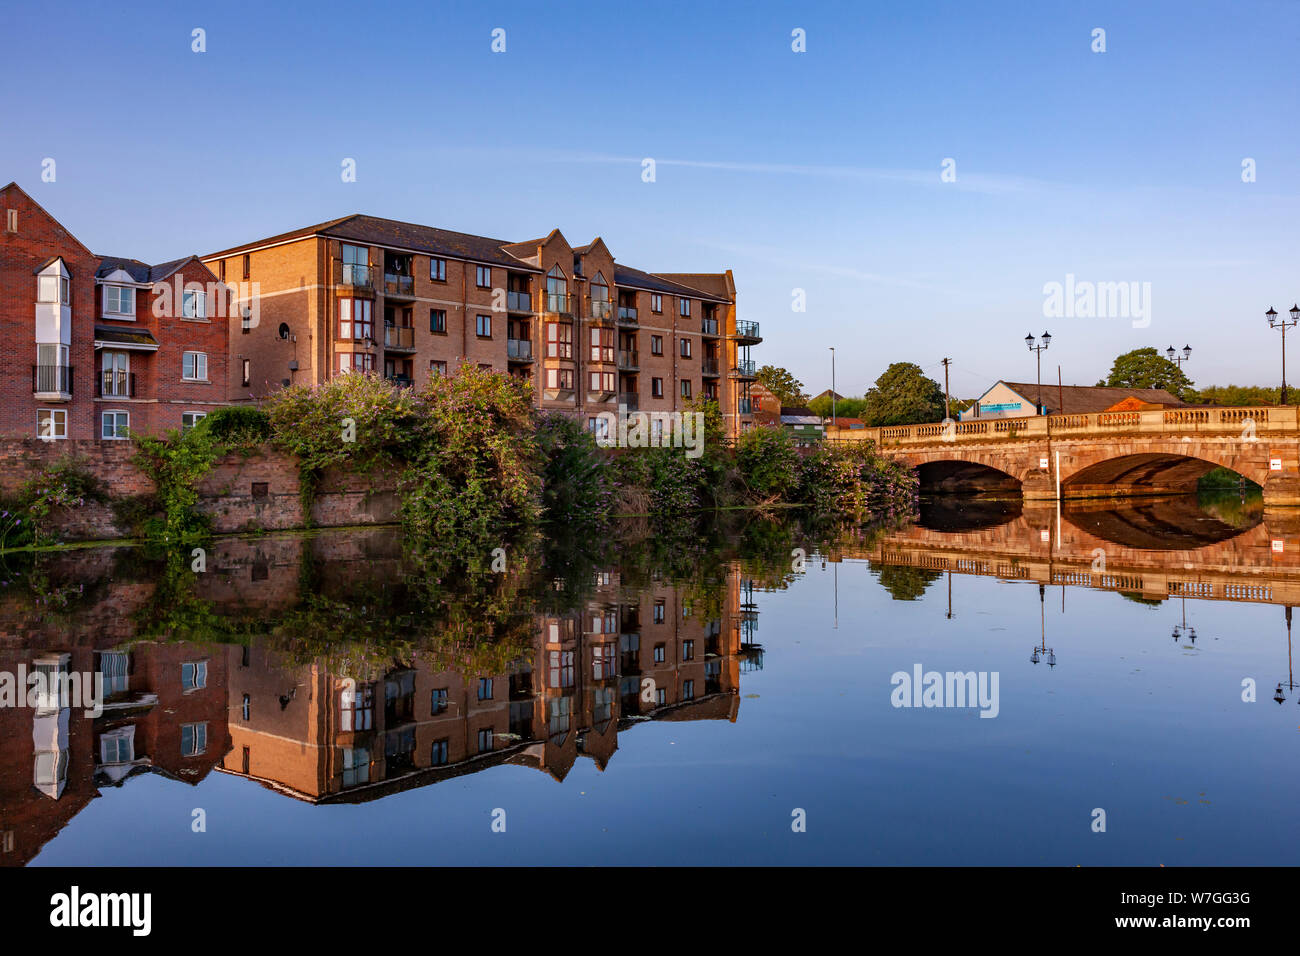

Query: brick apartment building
[202,215,762,436]
[0,183,229,441]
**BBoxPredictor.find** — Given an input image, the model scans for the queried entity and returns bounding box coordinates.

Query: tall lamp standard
[1266,306,1300,405]
[828,347,836,427]
[1025,331,1051,414]
[1166,344,1192,369]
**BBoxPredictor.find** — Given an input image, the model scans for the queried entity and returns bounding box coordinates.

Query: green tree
[1192,384,1281,406]
[807,395,866,419]
[1097,347,1194,400]
[861,362,946,426]
[756,365,808,407]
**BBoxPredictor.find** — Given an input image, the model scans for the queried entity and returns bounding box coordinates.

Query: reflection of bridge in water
[842,496,1300,606]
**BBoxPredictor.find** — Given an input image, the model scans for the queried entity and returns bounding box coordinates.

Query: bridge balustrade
[864,405,1294,447]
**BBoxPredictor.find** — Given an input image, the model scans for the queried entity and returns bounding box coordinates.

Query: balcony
[700,317,719,337]
[33,365,72,400]
[542,292,574,316]
[507,290,533,313]
[733,319,762,344]
[730,359,757,379]
[507,338,533,362]
[617,349,639,371]
[738,398,753,415]
[617,306,638,326]
[383,325,415,351]
[586,297,614,325]
[701,357,720,377]
[618,392,638,411]
[383,274,415,298]
[96,369,135,399]
[335,260,374,292]
[385,375,414,389]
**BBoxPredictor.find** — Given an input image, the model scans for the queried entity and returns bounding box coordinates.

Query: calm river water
[6,492,1298,865]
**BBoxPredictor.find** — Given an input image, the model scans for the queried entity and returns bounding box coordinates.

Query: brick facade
[202,215,761,437]
[0,183,231,443]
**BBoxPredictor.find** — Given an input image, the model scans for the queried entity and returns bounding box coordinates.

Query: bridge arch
[915,458,1021,494]
[1057,446,1267,497]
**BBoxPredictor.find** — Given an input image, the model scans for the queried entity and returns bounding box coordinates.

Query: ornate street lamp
[1266,306,1300,405]
[1165,344,1192,369]
[1025,331,1051,414]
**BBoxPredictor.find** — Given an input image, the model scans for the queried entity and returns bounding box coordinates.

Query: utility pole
[829,347,836,427]
[941,357,952,419]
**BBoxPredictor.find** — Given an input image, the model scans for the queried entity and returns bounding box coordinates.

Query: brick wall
[0,439,397,541]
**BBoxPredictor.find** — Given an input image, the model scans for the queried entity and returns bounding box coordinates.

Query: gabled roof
[612,263,729,302]
[206,214,542,272]
[203,213,733,300]
[95,254,207,284]
[992,381,1186,415]
[0,181,96,258]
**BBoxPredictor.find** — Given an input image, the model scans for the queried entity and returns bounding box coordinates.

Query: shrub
[736,425,799,500]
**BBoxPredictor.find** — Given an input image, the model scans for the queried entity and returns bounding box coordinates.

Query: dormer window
[38,274,69,304]
[104,285,134,317]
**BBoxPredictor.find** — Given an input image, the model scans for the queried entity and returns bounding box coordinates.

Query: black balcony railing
[33,365,72,395]
[701,358,719,376]
[385,375,414,388]
[617,305,638,324]
[734,319,761,341]
[96,370,135,398]
[618,392,638,411]
[617,349,639,370]
[738,398,754,415]
[731,359,757,378]
[587,297,613,323]
[384,325,415,349]
[543,292,573,315]
[700,317,719,336]
[507,338,533,361]
[383,274,414,297]
[506,290,533,312]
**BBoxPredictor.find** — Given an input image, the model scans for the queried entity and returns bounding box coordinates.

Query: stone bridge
[852,406,1300,505]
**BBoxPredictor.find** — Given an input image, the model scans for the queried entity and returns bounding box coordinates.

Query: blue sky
[3,0,1297,399]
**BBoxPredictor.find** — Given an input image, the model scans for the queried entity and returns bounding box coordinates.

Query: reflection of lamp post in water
[1276,606,1296,704]
[1171,597,1196,646]
[1030,582,1056,667]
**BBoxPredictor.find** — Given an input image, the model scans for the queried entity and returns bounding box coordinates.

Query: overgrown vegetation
[1,369,920,552]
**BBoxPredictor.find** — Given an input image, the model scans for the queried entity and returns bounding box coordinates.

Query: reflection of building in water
[0,641,229,866]
[217,568,751,803]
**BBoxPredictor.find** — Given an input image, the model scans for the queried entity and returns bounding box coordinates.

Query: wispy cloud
[429,145,1051,196]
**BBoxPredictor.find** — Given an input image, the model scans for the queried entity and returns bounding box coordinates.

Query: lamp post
[1165,344,1192,369]
[1266,306,1299,405]
[1025,331,1051,414]
[829,347,836,428]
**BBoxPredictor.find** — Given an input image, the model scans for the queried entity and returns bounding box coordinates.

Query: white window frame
[181,288,207,319]
[103,285,135,318]
[181,411,206,431]
[37,274,69,304]
[182,351,208,382]
[181,660,207,691]
[180,722,207,756]
[101,410,129,440]
[37,408,67,441]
